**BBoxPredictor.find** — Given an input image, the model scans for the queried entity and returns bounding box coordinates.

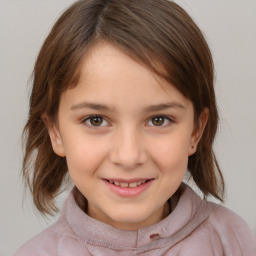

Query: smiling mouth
[104,179,153,188]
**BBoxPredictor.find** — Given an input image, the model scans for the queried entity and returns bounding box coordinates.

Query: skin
[44,42,208,231]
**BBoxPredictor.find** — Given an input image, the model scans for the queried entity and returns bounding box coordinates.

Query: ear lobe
[188,108,209,156]
[41,113,66,157]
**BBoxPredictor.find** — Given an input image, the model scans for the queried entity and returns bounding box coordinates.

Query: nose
[109,127,148,169]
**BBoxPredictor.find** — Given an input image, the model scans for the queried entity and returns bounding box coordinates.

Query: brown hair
[23,0,225,215]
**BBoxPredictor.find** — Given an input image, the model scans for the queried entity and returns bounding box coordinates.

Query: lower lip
[103,179,153,197]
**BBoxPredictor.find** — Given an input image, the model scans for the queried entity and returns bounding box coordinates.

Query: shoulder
[182,185,255,239]
[204,201,256,254]
[13,216,77,256]
[180,185,256,254]
[207,201,253,234]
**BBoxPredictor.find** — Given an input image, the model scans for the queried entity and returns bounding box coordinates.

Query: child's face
[47,42,206,230]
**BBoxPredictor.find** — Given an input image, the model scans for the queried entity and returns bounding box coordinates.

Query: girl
[14,0,256,255]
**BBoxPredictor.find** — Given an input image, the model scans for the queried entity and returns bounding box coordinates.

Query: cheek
[149,133,191,172]
[64,136,108,177]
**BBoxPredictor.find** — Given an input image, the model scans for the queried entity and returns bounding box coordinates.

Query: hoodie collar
[63,183,210,250]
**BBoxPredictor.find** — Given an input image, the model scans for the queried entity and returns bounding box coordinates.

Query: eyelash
[81,115,174,128]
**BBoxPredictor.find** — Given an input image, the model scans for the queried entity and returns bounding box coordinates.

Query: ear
[41,113,66,157]
[188,108,209,156]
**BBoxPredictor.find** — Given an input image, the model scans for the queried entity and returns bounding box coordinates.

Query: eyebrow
[143,103,185,112]
[71,102,114,111]
[70,102,185,112]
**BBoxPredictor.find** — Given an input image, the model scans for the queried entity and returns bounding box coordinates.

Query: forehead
[60,42,192,112]
[81,42,162,87]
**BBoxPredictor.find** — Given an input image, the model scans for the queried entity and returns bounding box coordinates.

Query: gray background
[0,1,255,255]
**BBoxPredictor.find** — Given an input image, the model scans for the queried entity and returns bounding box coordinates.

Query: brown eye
[83,115,108,127]
[148,116,172,127]
[90,116,103,126]
[152,116,165,126]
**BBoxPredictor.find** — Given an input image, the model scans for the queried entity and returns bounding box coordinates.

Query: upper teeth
[109,180,147,188]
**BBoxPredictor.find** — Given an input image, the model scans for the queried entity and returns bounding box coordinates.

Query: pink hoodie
[14,184,256,255]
